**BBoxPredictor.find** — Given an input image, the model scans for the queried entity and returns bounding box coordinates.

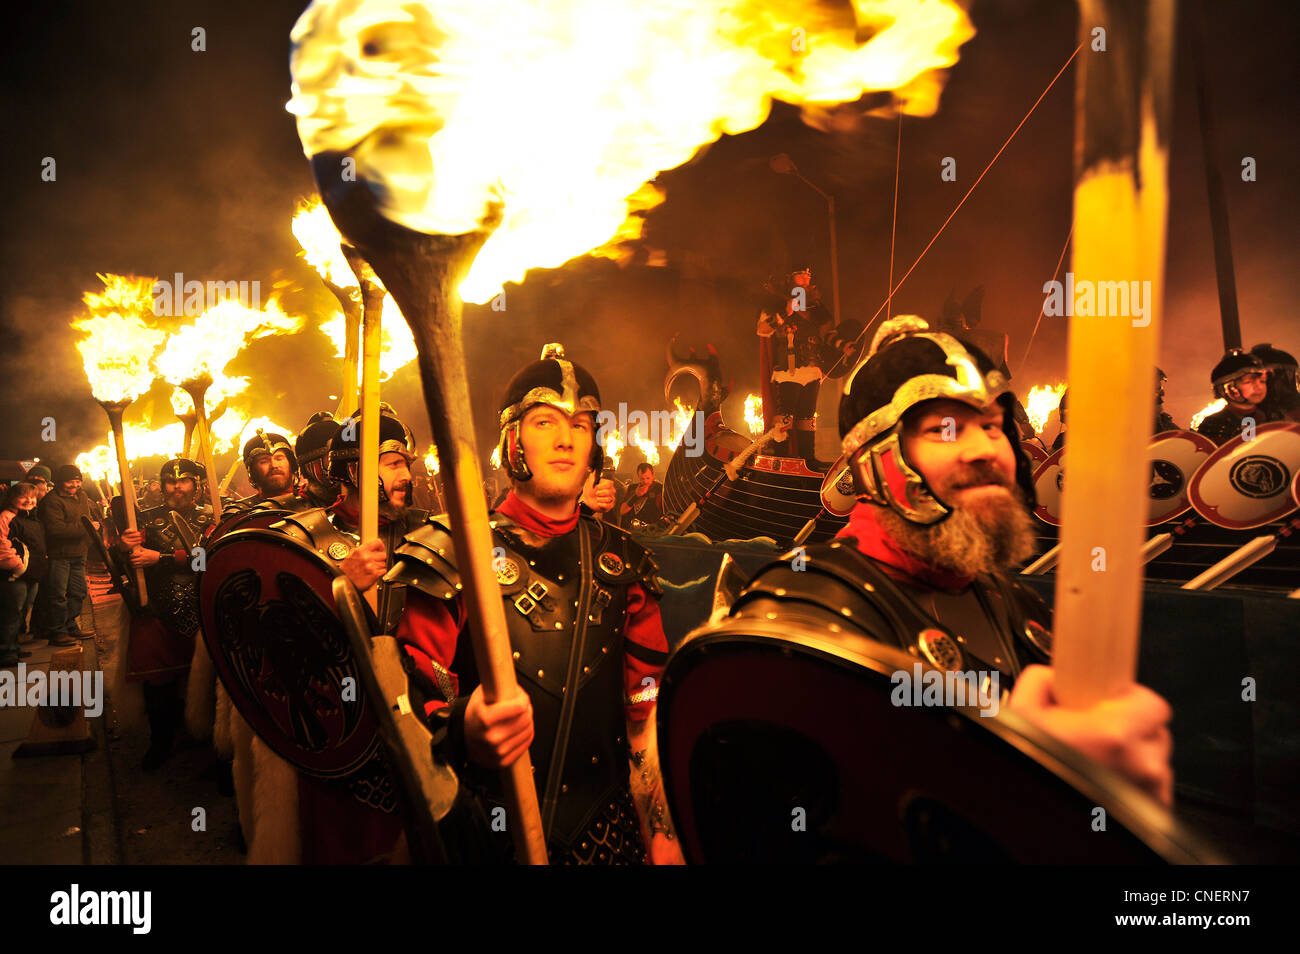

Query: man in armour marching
[116,457,214,770]
[731,317,1174,804]
[383,344,682,864]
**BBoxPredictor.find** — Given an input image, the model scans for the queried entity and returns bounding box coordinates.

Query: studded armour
[386,510,662,863]
[137,504,214,640]
[273,505,429,637]
[732,539,1052,690]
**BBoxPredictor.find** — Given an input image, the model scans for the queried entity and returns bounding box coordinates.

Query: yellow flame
[1024,383,1067,434]
[75,445,116,482]
[155,299,304,385]
[119,422,188,462]
[489,445,502,470]
[319,305,417,380]
[602,426,624,471]
[1190,398,1225,432]
[744,393,764,436]
[82,273,157,317]
[671,397,693,448]
[424,444,441,475]
[632,433,659,466]
[292,196,358,288]
[288,0,974,303]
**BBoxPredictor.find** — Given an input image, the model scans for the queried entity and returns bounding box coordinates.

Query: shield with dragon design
[1187,422,1300,530]
[198,527,379,777]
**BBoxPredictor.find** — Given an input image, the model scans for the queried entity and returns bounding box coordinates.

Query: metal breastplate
[141,506,210,638]
[734,540,1052,688]
[490,516,634,853]
[273,507,427,637]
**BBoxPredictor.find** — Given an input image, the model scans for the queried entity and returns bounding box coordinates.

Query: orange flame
[632,433,660,466]
[602,427,625,471]
[292,197,358,288]
[319,307,417,381]
[489,445,502,470]
[1190,399,1225,432]
[288,0,974,303]
[1024,383,1067,434]
[155,299,304,385]
[75,445,116,483]
[424,444,441,475]
[744,393,764,436]
[670,397,693,448]
[74,273,167,403]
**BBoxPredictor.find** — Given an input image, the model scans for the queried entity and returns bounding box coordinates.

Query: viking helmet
[838,316,1035,525]
[242,430,298,474]
[327,406,416,502]
[1210,349,1267,404]
[497,343,603,483]
[159,458,203,484]
[295,411,342,484]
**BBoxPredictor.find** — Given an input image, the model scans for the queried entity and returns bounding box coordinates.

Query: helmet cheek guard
[847,431,951,525]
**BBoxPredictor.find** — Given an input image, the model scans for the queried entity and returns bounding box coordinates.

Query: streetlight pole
[770,154,840,326]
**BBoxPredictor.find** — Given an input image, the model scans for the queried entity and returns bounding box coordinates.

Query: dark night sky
[1,0,1296,476]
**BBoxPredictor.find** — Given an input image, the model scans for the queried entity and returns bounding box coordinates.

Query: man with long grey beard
[733,316,1172,805]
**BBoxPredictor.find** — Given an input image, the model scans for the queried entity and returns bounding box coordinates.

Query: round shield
[1144,430,1217,526]
[1020,441,1048,468]
[1031,447,1066,525]
[657,617,1215,864]
[1187,422,1300,530]
[208,505,297,547]
[818,451,858,517]
[198,527,378,778]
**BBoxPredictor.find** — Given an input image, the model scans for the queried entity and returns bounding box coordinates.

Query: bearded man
[730,316,1173,806]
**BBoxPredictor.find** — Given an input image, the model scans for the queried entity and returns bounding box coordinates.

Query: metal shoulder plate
[588,518,663,599]
[732,541,900,646]
[384,515,461,602]
[272,507,360,570]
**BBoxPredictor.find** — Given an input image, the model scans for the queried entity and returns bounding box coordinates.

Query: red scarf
[496,491,578,539]
[835,502,975,591]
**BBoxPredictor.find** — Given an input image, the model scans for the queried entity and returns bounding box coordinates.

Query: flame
[670,397,693,448]
[120,422,188,462]
[82,273,157,317]
[288,0,974,303]
[1190,399,1225,432]
[424,444,441,475]
[76,445,116,483]
[74,274,167,403]
[632,432,659,466]
[744,393,765,436]
[234,417,297,450]
[155,299,304,386]
[319,304,418,381]
[210,413,250,455]
[292,196,358,288]
[602,426,624,471]
[1024,383,1067,434]
[489,445,502,470]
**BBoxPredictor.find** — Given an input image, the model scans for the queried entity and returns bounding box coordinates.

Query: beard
[256,471,293,495]
[380,479,413,518]
[878,463,1037,579]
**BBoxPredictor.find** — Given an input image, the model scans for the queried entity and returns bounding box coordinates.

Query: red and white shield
[1144,430,1217,526]
[1031,447,1066,526]
[1188,422,1300,530]
[1020,441,1048,468]
[819,450,858,517]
